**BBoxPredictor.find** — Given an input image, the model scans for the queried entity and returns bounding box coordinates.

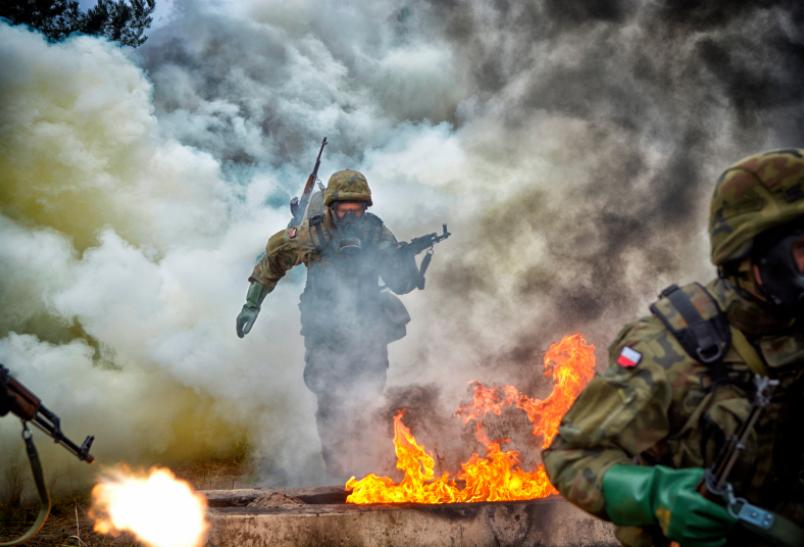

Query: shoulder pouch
[649,283,731,365]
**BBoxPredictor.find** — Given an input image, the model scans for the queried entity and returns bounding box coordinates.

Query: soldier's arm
[542,319,677,517]
[376,225,419,295]
[249,226,315,294]
[237,225,316,337]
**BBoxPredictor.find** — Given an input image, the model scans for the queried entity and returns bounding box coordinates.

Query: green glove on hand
[236,304,259,338]
[236,281,267,338]
[602,464,736,547]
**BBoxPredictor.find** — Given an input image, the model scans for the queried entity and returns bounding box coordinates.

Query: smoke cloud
[1,0,802,498]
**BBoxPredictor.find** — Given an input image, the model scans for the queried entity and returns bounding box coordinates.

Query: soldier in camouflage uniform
[236,169,420,476]
[543,150,804,546]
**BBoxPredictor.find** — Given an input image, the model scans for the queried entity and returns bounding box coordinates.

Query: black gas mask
[751,223,804,317]
[331,204,367,255]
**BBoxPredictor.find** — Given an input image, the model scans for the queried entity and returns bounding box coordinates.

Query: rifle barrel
[303,137,328,195]
[30,415,94,462]
[290,137,328,228]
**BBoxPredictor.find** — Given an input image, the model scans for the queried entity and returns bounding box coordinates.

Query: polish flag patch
[616,346,642,368]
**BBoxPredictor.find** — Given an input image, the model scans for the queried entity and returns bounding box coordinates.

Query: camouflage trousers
[303,334,389,478]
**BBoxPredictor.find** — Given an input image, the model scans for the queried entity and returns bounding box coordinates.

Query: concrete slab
[204,487,618,547]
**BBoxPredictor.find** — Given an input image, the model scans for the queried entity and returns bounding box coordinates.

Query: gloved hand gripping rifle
[397,224,451,290]
[0,364,94,546]
[701,375,804,546]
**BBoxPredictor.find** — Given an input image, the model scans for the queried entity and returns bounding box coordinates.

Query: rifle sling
[728,327,770,376]
[0,422,51,546]
[309,214,328,251]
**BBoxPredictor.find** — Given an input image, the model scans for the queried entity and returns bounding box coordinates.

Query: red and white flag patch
[616,346,642,368]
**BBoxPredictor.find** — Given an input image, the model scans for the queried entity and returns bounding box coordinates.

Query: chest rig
[303,212,385,299]
[649,283,804,507]
[650,283,753,463]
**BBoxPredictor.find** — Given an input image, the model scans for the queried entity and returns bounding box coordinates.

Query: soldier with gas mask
[236,169,420,476]
[544,149,804,547]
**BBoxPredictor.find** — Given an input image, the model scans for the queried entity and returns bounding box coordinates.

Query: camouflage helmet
[323,169,372,206]
[709,149,804,265]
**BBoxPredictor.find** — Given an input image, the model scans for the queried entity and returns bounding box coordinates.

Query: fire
[346,333,595,504]
[90,466,208,547]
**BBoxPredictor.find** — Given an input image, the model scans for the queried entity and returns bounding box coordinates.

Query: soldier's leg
[348,340,389,400]
[313,391,351,477]
[302,337,356,477]
[303,336,390,478]
[331,339,390,477]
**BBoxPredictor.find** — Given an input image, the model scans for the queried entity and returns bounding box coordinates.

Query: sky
[1,0,802,497]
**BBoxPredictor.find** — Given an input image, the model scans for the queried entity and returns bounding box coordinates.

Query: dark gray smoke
[417,0,804,381]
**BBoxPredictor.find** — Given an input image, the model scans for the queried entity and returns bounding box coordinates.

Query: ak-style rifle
[702,375,803,546]
[1,364,94,546]
[398,224,451,289]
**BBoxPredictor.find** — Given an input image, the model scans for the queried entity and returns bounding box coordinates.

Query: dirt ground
[0,457,251,546]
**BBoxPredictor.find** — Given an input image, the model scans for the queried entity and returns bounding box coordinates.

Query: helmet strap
[722,259,768,305]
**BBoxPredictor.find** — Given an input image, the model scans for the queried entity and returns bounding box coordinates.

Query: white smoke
[0,23,328,497]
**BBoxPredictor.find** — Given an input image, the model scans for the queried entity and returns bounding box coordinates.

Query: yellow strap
[729,327,770,376]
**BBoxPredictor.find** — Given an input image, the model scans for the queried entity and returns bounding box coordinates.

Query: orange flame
[90,466,208,547]
[345,333,595,504]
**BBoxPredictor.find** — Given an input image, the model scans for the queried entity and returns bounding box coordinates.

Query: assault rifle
[289,137,328,228]
[1,364,95,462]
[702,375,803,546]
[398,224,451,290]
[1,364,94,546]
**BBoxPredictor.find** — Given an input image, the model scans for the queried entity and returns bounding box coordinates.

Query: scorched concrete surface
[203,486,617,547]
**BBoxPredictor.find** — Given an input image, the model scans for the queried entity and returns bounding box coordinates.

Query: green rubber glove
[236,281,267,338]
[602,464,736,547]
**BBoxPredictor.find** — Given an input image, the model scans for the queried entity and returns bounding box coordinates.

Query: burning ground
[345,334,595,504]
[2,1,804,543]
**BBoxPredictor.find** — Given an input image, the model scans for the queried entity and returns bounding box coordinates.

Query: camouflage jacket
[249,210,419,300]
[543,279,804,546]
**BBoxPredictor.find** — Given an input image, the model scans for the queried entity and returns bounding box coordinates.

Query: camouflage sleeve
[248,225,315,293]
[376,225,420,295]
[542,318,678,518]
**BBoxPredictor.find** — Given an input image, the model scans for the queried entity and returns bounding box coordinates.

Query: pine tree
[0,0,155,47]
